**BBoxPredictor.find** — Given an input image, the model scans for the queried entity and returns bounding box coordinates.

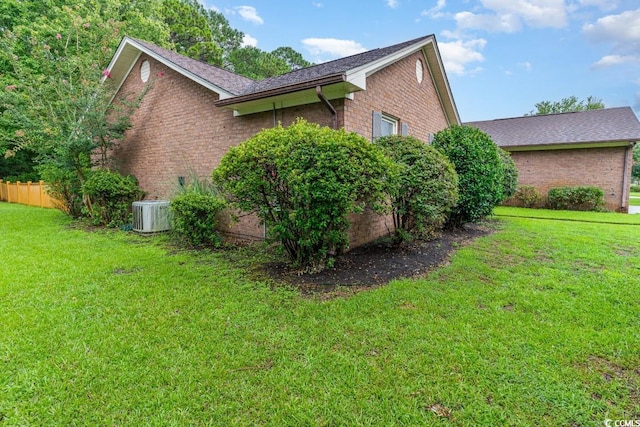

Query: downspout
[316,85,337,129]
[621,143,633,213]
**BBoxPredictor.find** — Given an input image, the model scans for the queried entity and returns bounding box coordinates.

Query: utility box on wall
[132,200,171,233]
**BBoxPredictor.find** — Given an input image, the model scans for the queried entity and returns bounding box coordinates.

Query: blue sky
[202,0,640,122]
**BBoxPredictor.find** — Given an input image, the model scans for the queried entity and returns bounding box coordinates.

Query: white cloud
[438,38,486,75]
[312,1,323,7]
[241,34,258,47]
[386,0,399,8]
[422,0,447,19]
[302,38,367,59]
[591,54,639,68]
[206,3,220,12]
[519,61,532,71]
[455,10,522,32]
[583,9,640,50]
[235,6,264,25]
[454,0,568,33]
[579,0,618,11]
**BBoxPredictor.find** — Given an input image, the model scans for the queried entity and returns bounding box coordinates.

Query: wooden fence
[0,180,58,209]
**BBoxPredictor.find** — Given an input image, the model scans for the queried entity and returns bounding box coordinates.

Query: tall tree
[526,96,605,115]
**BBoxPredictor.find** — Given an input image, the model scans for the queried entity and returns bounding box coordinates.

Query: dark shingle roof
[132,38,255,95]
[465,107,640,148]
[239,35,433,95]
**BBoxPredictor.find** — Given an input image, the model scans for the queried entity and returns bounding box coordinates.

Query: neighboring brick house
[466,107,640,212]
[105,35,459,246]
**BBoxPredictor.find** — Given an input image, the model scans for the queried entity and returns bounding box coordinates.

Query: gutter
[316,86,337,129]
[216,74,346,107]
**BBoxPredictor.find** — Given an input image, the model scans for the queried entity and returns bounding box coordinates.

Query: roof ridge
[467,106,633,124]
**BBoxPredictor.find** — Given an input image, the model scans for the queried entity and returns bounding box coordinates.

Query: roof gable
[106,35,460,124]
[466,107,640,150]
[106,37,255,99]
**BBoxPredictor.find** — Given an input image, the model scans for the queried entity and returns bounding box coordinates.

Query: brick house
[105,35,460,245]
[466,107,640,212]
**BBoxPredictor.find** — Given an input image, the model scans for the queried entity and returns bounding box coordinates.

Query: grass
[630,192,640,206]
[1,202,639,425]
[495,205,640,224]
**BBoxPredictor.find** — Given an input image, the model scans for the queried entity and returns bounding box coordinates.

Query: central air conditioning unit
[132,200,171,233]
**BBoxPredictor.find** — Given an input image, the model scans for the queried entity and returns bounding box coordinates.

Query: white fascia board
[115,37,236,99]
[344,36,434,89]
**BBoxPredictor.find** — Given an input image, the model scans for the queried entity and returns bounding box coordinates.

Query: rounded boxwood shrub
[547,186,604,211]
[81,169,144,227]
[212,119,396,271]
[375,135,458,241]
[432,125,504,228]
[170,191,226,247]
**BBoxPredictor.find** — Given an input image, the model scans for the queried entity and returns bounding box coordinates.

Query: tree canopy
[0,0,312,183]
[525,96,605,116]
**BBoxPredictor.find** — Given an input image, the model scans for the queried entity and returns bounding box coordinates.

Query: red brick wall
[344,50,449,142]
[114,50,451,246]
[342,50,450,246]
[509,146,631,212]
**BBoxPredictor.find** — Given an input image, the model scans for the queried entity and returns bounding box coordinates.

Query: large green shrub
[212,119,395,271]
[432,125,504,228]
[81,169,144,227]
[375,135,458,240]
[547,186,604,211]
[170,190,226,248]
[498,149,518,202]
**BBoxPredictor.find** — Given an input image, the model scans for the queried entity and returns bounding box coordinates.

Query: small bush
[547,186,604,211]
[630,184,640,193]
[512,185,543,208]
[39,164,84,216]
[170,191,226,247]
[432,125,504,228]
[375,135,458,241]
[498,149,518,202]
[81,169,144,226]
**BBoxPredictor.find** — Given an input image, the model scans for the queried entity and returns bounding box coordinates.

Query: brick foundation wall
[509,146,632,212]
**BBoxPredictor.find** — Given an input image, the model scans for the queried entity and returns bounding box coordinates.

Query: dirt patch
[263,222,496,295]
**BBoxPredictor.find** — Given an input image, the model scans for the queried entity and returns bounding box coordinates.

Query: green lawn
[630,192,640,206]
[1,203,639,425]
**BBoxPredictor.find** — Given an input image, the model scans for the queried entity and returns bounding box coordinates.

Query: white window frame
[380,114,398,137]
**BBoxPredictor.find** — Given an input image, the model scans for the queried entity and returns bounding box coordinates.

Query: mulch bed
[263,222,496,295]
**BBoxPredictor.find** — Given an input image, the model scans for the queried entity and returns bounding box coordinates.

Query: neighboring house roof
[466,107,640,151]
[106,35,460,125]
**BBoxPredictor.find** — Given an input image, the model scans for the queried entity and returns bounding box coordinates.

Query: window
[140,60,150,82]
[380,114,398,137]
[373,111,403,139]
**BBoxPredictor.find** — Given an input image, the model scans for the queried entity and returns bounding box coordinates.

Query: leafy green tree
[0,4,152,215]
[526,96,605,116]
[432,125,504,228]
[374,135,458,241]
[227,46,292,79]
[161,0,222,65]
[271,46,313,70]
[213,119,395,271]
[632,144,640,183]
